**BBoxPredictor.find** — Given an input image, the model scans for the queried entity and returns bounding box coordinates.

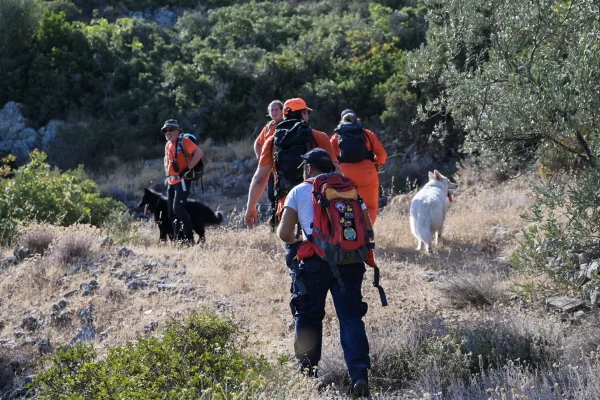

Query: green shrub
[40,0,82,22]
[461,323,554,375]
[0,0,40,107]
[0,150,124,245]
[33,311,270,399]
[6,1,434,170]
[101,210,150,246]
[513,165,600,291]
[0,0,39,57]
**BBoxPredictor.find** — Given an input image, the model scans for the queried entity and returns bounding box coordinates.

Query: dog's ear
[434,170,442,180]
[428,171,435,181]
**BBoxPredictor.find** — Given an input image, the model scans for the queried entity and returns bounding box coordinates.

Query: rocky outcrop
[0,102,63,165]
[129,7,184,28]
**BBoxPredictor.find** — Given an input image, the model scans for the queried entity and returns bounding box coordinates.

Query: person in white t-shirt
[276,148,371,398]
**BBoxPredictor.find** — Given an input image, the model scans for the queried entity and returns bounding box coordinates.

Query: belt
[168,176,180,180]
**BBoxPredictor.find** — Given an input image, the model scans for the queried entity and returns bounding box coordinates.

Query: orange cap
[283,98,313,114]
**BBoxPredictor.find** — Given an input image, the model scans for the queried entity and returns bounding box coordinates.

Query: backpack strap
[179,136,202,190]
[309,129,316,151]
[304,176,346,291]
[372,265,388,306]
[308,229,346,292]
[178,136,192,169]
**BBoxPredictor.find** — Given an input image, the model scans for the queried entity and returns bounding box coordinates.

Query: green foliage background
[33,311,270,399]
[0,151,123,244]
[0,0,428,170]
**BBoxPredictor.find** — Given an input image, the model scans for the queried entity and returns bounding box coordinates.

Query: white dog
[410,170,457,252]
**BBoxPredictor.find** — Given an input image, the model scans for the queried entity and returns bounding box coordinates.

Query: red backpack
[297,173,387,306]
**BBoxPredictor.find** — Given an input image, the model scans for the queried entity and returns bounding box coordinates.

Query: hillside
[1,0,599,397]
[2,164,600,399]
[1,0,442,175]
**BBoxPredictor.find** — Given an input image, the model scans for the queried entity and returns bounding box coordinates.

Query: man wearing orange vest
[245,98,340,267]
[163,119,204,244]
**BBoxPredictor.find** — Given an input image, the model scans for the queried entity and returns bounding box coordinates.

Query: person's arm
[189,147,204,169]
[277,207,301,243]
[244,164,271,228]
[254,124,268,159]
[330,134,340,157]
[365,129,387,165]
[254,138,262,159]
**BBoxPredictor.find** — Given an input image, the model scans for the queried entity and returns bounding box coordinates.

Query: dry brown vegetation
[2,164,600,399]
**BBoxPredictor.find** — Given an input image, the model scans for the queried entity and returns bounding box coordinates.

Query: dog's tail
[415,214,433,248]
[411,201,433,247]
[206,211,224,225]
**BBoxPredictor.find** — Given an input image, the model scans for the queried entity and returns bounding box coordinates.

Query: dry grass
[49,224,102,264]
[3,163,600,398]
[17,224,55,256]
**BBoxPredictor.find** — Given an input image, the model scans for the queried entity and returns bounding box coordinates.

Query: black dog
[137,188,223,243]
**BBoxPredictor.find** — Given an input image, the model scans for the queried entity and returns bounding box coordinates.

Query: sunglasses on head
[162,127,178,133]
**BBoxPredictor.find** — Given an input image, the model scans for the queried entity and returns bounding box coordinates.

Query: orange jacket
[331,127,386,223]
[258,128,338,167]
[255,120,276,147]
[165,136,200,185]
[258,127,338,215]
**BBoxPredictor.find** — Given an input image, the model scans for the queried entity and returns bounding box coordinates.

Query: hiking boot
[351,378,369,398]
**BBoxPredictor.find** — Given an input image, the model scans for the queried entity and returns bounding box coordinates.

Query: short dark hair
[309,161,335,174]
[283,109,305,120]
[300,148,335,173]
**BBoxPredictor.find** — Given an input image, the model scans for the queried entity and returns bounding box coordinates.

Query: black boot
[351,378,369,398]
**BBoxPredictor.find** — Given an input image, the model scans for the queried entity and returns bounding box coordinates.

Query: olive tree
[409,0,600,172]
[409,0,600,291]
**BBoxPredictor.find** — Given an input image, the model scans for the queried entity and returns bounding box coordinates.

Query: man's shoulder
[259,136,274,156]
[362,128,376,137]
[311,129,332,144]
[288,181,312,197]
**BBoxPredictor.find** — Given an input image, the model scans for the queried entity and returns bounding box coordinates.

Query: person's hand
[377,164,385,174]
[178,167,190,178]
[245,207,259,229]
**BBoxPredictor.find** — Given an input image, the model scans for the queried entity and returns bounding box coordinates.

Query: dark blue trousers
[167,182,194,242]
[290,255,370,381]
